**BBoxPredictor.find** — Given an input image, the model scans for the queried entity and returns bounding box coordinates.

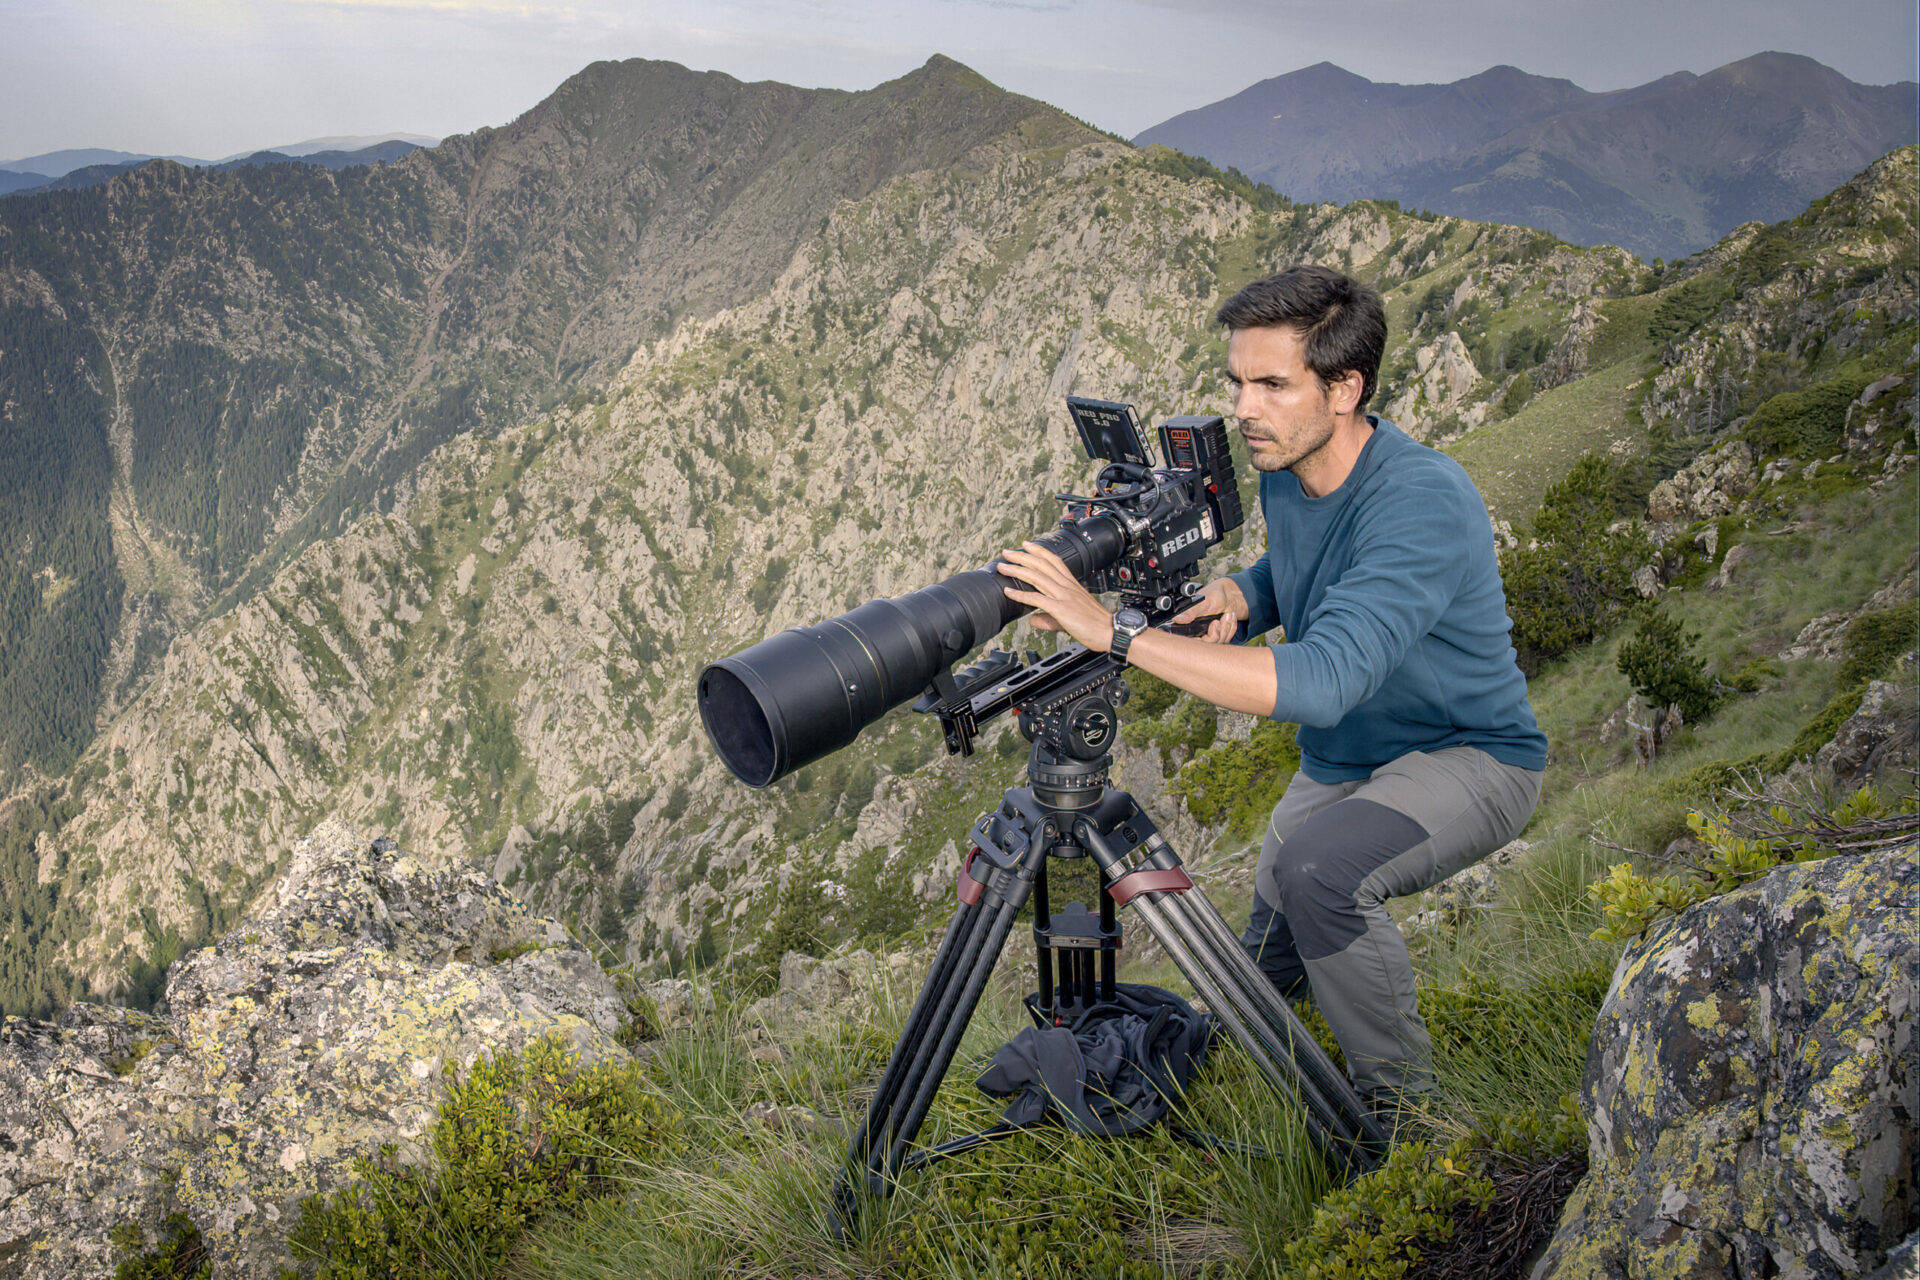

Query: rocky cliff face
[0,821,638,1279]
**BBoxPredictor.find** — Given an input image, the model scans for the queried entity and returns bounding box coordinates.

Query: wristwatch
[1109,607,1150,667]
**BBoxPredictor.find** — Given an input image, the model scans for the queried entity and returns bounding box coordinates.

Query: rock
[1846,375,1912,455]
[1816,679,1920,789]
[0,1006,193,1280]
[744,948,887,1041]
[1632,564,1662,600]
[1711,542,1755,589]
[1860,374,1907,409]
[1382,331,1482,436]
[1780,611,1853,662]
[1779,556,1917,662]
[1646,440,1756,528]
[1534,849,1917,1279]
[741,1100,832,1135]
[491,822,534,882]
[1692,524,1719,561]
[636,977,714,1031]
[0,820,633,1279]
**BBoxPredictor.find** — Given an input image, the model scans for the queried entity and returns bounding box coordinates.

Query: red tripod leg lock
[956,847,988,906]
[1107,865,1193,906]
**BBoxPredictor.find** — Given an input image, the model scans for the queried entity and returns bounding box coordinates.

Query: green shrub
[1502,455,1654,671]
[113,1214,212,1280]
[1278,1099,1584,1280]
[1646,274,1732,343]
[1170,718,1299,842]
[1616,606,1721,724]
[1742,370,1875,459]
[1588,784,1914,942]
[282,1037,676,1280]
[1497,371,1535,418]
[1836,599,1920,689]
[1122,692,1218,769]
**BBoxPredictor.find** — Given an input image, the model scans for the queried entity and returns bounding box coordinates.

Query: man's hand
[1172,577,1249,644]
[995,542,1114,650]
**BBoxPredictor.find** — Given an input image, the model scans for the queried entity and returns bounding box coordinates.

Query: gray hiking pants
[1240,746,1542,1099]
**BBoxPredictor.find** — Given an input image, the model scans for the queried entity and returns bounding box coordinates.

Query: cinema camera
[698,397,1244,787]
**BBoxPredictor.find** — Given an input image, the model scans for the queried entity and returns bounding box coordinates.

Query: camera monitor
[1065,396,1150,467]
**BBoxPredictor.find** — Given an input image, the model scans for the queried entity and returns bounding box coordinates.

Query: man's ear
[1329,369,1366,416]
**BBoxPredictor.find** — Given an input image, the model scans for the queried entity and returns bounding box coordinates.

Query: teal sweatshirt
[1226,418,1547,782]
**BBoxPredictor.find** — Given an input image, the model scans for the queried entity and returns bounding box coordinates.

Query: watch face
[1116,608,1149,632]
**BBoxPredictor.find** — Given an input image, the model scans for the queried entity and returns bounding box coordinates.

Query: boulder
[1535,848,1917,1278]
[1816,678,1920,789]
[745,947,895,1041]
[1646,441,1756,528]
[1710,542,1755,589]
[0,821,634,1279]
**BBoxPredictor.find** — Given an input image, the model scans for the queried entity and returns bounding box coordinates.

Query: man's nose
[1233,384,1255,420]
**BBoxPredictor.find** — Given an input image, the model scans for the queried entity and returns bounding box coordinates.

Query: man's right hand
[1171,577,1249,644]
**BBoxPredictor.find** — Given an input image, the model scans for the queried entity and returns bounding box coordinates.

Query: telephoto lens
[699,515,1126,786]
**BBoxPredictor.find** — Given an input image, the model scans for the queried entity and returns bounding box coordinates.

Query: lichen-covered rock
[1535,848,1917,1279]
[0,820,634,1279]
[0,1006,193,1279]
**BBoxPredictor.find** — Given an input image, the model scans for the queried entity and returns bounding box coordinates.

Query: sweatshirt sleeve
[1227,549,1282,642]
[1266,472,1476,728]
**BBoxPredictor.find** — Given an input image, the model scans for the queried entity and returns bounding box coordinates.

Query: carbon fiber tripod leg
[1079,824,1389,1173]
[828,893,985,1237]
[826,847,1033,1239]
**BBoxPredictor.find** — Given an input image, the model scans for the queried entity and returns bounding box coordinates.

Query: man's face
[1225,324,1342,475]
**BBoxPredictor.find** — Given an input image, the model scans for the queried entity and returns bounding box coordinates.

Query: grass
[1445,355,1649,525]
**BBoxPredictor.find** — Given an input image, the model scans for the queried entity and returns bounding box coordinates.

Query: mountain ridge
[1134,52,1918,258]
[0,54,1100,792]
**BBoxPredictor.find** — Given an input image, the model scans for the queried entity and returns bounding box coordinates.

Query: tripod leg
[1079,822,1388,1172]
[1123,890,1360,1157]
[881,887,1026,1181]
[1174,879,1385,1149]
[1151,885,1388,1164]
[828,893,987,1238]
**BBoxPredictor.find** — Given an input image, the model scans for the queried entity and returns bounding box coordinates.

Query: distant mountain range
[0,134,437,197]
[1135,52,1918,259]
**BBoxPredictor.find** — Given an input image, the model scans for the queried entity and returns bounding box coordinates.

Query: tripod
[826,644,1390,1238]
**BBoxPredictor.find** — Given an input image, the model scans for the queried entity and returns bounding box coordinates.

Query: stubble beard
[1242,408,1336,476]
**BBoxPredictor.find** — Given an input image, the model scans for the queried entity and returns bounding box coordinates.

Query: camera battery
[1159,414,1244,536]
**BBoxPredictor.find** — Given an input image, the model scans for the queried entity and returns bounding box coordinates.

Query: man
[996,264,1546,1118]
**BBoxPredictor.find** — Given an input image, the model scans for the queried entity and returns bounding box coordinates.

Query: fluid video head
[697,397,1243,788]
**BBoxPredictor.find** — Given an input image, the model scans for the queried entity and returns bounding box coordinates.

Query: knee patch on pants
[1257,798,1429,961]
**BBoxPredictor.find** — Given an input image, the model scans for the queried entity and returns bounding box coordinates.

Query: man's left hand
[995,542,1113,651]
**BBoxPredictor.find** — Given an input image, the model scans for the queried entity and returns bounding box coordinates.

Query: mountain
[1135,53,1918,259]
[0,170,52,196]
[0,149,202,179]
[0,54,1097,789]
[228,133,438,161]
[0,141,423,197]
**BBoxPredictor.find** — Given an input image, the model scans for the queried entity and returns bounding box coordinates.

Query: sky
[2,0,1916,165]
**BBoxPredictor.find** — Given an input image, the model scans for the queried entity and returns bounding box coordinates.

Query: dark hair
[1215,266,1387,410]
